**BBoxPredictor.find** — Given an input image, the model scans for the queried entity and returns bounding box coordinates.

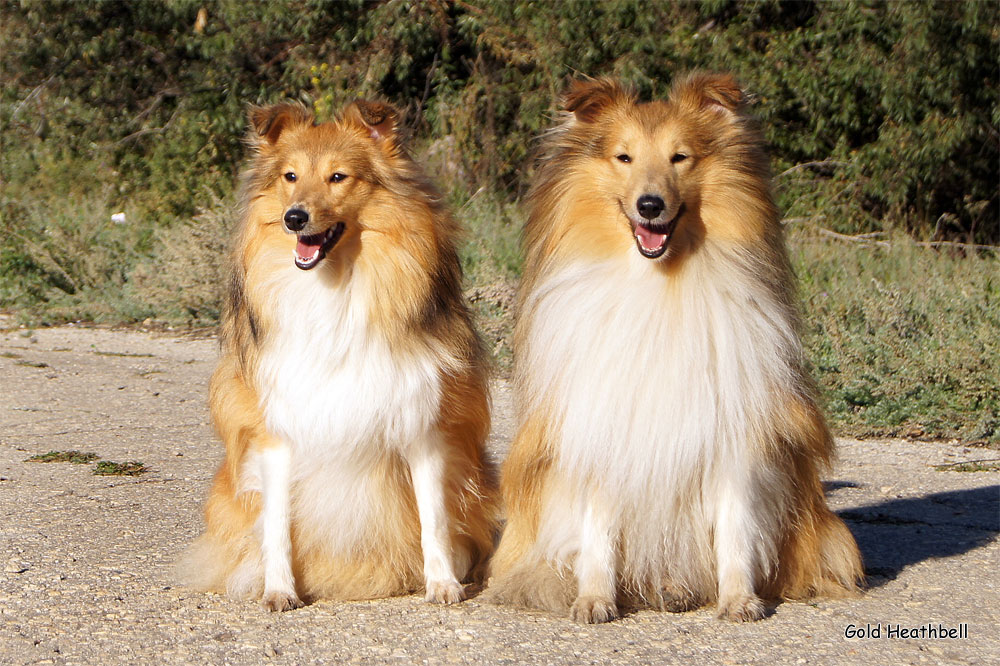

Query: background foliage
[1,0,997,442]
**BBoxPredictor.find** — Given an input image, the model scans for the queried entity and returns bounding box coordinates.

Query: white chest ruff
[243,262,444,555]
[523,252,800,575]
[254,265,443,458]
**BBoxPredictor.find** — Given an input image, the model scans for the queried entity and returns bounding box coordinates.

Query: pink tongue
[635,224,667,251]
[295,238,322,262]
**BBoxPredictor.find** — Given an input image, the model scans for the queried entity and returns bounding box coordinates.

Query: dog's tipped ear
[670,72,747,116]
[248,103,314,145]
[563,78,634,123]
[343,99,401,147]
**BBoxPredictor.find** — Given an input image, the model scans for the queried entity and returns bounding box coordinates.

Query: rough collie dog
[487,74,863,623]
[180,100,496,610]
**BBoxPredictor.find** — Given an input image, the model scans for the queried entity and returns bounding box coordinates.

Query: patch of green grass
[93,460,147,476]
[23,450,148,475]
[791,229,999,445]
[454,189,524,286]
[14,359,48,368]
[1,351,21,358]
[26,450,99,464]
[127,191,234,326]
[0,187,157,327]
[1,135,996,445]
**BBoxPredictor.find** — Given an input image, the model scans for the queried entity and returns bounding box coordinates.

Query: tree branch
[776,160,851,179]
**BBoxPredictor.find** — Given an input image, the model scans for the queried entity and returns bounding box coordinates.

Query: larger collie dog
[487,74,863,623]
[181,100,496,610]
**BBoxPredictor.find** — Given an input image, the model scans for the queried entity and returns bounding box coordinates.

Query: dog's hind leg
[407,431,465,604]
[570,495,619,623]
[257,442,303,611]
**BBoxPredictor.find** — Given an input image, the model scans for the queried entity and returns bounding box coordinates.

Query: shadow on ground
[837,485,999,586]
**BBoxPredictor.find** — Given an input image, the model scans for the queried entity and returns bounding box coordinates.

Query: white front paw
[424,579,466,604]
[716,593,766,622]
[260,589,303,612]
[570,595,619,624]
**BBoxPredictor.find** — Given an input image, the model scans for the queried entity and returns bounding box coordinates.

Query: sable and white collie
[487,74,863,623]
[180,100,496,610]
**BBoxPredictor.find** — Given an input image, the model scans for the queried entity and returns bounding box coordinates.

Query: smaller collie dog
[487,74,863,623]
[180,100,496,610]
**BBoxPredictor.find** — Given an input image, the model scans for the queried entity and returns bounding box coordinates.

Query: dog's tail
[174,531,263,600]
[174,463,265,599]
[768,445,865,601]
[774,504,864,600]
[764,395,865,600]
[484,412,574,611]
[483,556,575,613]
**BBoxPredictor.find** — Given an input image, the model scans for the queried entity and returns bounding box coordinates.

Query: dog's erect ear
[248,103,314,145]
[563,78,634,123]
[343,99,401,149]
[669,72,746,116]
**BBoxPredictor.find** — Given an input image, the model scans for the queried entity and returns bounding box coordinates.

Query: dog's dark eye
[616,154,631,163]
[330,172,347,183]
[671,153,689,164]
[284,172,297,182]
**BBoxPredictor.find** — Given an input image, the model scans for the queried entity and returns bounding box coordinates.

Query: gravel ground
[1,322,997,665]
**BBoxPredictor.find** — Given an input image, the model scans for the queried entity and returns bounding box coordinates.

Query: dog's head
[246,99,404,270]
[558,73,761,262]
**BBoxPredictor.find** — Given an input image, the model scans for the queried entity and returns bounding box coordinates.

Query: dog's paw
[569,596,619,624]
[260,590,304,612]
[715,594,766,622]
[424,579,466,604]
[656,585,701,613]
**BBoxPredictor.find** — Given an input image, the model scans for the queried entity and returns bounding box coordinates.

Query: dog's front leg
[258,443,303,611]
[713,471,767,622]
[570,495,619,623]
[407,432,465,604]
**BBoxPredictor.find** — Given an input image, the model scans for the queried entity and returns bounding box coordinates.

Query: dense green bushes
[3,1,996,238]
[1,1,997,441]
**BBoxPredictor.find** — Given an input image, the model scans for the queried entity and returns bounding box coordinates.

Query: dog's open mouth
[633,204,684,259]
[293,223,345,270]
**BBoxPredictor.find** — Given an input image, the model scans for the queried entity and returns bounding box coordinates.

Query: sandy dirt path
[1,323,997,665]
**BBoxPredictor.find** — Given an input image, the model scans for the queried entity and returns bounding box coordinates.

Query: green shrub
[130,190,234,324]
[1,1,996,442]
[0,187,154,324]
[3,1,995,247]
[792,230,999,444]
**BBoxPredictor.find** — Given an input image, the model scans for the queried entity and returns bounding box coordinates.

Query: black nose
[284,208,309,231]
[636,195,665,220]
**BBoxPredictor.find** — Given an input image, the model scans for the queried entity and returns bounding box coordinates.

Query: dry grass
[790,228,999,444]
[2,186,996,445]
[129,191,235,325]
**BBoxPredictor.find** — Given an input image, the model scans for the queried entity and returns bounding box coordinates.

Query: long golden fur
[487,74,863,622]
[180,100,497,609]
